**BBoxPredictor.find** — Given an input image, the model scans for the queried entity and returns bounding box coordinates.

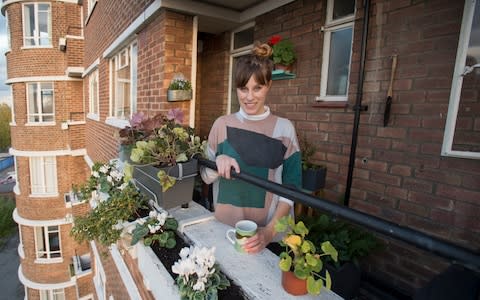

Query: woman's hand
[215,155,240,179]
[243,226,274,254]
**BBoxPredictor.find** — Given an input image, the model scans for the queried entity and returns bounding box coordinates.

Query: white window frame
[228,22,254,114]
[319,0,356,101]
[6,11,11,51]
[92,242,107,300]
[442,0,480,159]
[26,82,55,124]
[9,86,15,125]
[34,225,62,261]
[107,41,137,125]
[40,288,65,300]
[29,156,58,196]
[88,69,99,119]
[87,0,97,17]
[22,2,52,48]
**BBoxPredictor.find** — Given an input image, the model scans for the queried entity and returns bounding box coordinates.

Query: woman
[201,42,302,254]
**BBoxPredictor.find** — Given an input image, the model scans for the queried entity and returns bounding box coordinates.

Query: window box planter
[167,90,192,102]
[132,159,198,210]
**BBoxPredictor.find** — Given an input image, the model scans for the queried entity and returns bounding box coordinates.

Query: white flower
[107,175,113,183]
[118,182,128,190]
[192,280,205,291]
[99,165,109,174]
[148,224,156,234]
[172,257,195,277]
[136,218,146,225]
[156,211,168,225]
[110,169,123,181]
[179,247,190,259]
[92,171,100,178]
[149,210,158,218]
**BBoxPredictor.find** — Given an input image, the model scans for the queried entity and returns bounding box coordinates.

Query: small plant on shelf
[275,215,338,295]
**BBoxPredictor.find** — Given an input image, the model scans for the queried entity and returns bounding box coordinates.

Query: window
[319,0,355,101]
[442,0,480,159]
[35,225,61,260]
[110,42,137,119]
[88,0,97,16]
[27,82,54,123]
[9,86,15,125]
[229,23,254,114]
[30,156,57,195]
[23,3,51,47]
[6,12,11,50]
[40,288,65,300]
[89,70,99,117]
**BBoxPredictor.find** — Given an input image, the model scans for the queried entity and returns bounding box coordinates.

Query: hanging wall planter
[167,89,192,102]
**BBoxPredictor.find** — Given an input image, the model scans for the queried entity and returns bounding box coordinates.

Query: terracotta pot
[281,271,307,296]
[274,63,292,73]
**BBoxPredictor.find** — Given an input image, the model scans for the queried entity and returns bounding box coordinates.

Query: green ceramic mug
[226,220,257,253]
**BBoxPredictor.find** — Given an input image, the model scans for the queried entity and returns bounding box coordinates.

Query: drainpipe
[344,0,370,206]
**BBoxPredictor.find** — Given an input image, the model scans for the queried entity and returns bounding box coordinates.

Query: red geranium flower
[268,35,282,46]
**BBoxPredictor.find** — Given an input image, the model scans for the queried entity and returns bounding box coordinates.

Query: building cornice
[18,265,77,290]
[13,208,73,227]
[9,148,86,157]
[1,0,81,15]
[5,76,82,84]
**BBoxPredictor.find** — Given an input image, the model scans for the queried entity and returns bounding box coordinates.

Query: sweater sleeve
[200,117,223,184]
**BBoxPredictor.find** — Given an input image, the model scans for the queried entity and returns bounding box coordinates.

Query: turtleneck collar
[238,106,270,121]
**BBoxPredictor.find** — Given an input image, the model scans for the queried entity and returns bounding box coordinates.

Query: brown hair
[234,42,274,88]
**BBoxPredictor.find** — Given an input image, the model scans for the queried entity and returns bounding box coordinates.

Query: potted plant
[124,108,207,209]
[130,209,179,247]
[299,135,327,192]
[300,213,383,299]
[167,74,192,102]
[118,112,164,161]
[172,245,230,300]
[274,215,338,296]
[268,35,296,72]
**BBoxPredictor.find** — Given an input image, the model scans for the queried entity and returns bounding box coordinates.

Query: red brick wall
[251,0,479,293]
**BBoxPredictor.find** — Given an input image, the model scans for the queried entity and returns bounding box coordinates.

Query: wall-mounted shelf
[272,69,296,80]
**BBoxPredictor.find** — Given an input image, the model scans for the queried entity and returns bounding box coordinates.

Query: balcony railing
[197,157,480,271]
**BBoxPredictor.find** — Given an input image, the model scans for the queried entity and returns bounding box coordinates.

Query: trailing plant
[300,214,382,268]
[168,76,192,91]
[130,209,178,247]
[172,246,230,300]
[72,161,127,201]
[275,215,338,295]
[70,182,149,247]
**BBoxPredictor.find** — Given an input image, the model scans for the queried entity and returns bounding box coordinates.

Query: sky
[0,13,11,106]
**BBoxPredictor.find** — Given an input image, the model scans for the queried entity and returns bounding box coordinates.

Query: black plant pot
[133,159,198,210]
[302,167,326,191]
[326,262,362,300]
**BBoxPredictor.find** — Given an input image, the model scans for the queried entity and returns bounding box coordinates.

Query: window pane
[234,27,254,50]
[333,0,355,20]
[24,4,35,45]
[35,227,46,257]
[44,157,56,193]
[131,43,138,114]
[30,157,43,193]
[28,84,39,122]
[326,27,353,95]
[38,11,49,45]
[453,1,480,152]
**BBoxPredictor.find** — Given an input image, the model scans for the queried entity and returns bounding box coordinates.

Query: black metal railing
[198,157,480,271]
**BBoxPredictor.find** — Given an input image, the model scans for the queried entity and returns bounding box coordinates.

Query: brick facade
[4,0,479,298]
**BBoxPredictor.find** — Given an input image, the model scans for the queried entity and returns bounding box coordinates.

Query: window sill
[25,122,56,126]
[21,45,53,50]
[35,257,63,264]
[87,113,100,121]
[105,117,129,129]
[29,193,59,198]
[311,101,348,108]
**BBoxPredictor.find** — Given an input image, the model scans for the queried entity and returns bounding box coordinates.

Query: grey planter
[302,167,327,191]
[133,159,198,209]
[167,89,192,102]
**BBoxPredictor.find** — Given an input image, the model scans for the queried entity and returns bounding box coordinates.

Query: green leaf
[165,218,178,230]
[279,255,292,272]
[274,216,288,233]
[325,269,332,290]
[306,276,322,295]
[321,241,338,262]
[305,253,318,267]
[165,237,176,249]
[294,220,309,236]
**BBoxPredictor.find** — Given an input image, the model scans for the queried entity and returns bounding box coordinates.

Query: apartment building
[2,0,479,299]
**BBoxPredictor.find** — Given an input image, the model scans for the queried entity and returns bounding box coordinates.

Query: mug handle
[226,229,236,245]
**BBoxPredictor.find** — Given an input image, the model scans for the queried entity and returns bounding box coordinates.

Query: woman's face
[237,76,272,116]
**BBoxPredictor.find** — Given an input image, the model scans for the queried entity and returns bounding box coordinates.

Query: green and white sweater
[201,107,302,228]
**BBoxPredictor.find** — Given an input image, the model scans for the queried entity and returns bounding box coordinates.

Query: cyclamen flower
[92,171,100,178]
[268,35,281,46]
[99,165,109,174]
